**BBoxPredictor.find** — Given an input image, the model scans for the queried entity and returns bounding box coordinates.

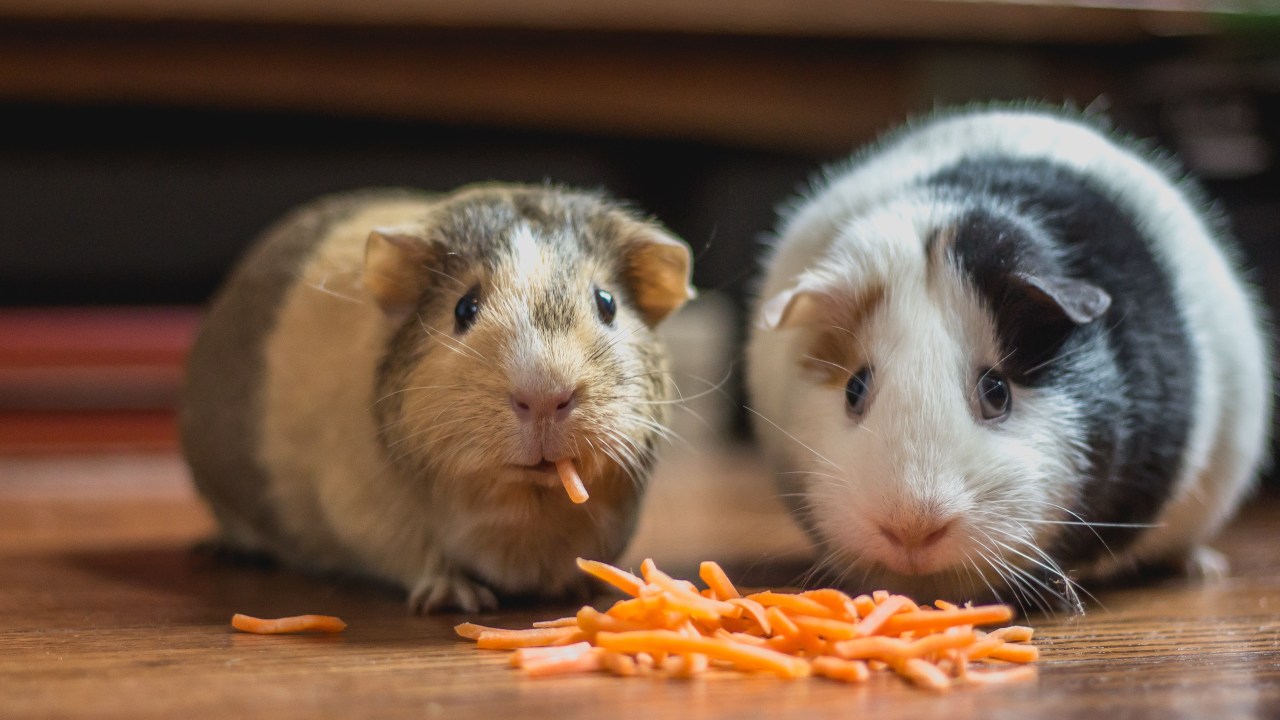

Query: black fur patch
[928,158,1197,570]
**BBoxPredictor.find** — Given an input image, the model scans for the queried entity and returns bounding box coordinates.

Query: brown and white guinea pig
[181,183,694,613]
[746,105,1272,612]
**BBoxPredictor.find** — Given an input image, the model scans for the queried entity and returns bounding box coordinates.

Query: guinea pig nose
[879,521,952,550]
[509,388,578,423]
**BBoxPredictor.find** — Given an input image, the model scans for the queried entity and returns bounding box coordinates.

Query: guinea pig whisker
[825,324,872,365]
[983,528,1086,614]
[305,275,366,305]
[1006,517,1160,529]
[803,354,851,376]
[974,543,1052,614]
[371,384,469,407]
[415,316,491,366]
[421,265,469,292]
[1022,500,1121,561]
[744,406,844,473]
[585,323,644,364]
[662,365,738,405]
[1013,538,1094,613]
[383,416,472,448]
[963,551,1010,606]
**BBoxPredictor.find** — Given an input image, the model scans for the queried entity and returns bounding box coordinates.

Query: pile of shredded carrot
[455,558,1038,691]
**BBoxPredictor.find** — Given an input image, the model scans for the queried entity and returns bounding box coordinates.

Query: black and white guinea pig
[746,105,1272,612]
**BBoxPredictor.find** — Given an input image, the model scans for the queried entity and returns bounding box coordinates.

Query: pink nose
[879,521,952,551]
[510,388,577,423]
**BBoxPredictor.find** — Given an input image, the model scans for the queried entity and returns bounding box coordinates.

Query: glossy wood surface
[1,449,1278,719]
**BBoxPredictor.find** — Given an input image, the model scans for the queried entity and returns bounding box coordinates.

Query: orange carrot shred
[698,560,741,600]
[985,643,1040,663]
[456,557,1037,692]
[765,606,800,638]
[963,665,1038,686]
[747,591,836,619]
[575,558,643,597]
[878,605,1013,636]
[812,656,870,683]
[556,458,589,504]
[852,595,912,637]
[231,613,346,634]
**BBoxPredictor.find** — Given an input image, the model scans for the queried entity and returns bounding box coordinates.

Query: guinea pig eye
[594,286,617,325]
[845,366,872,417]
[454,288,481,333]
[977,370,1012,421]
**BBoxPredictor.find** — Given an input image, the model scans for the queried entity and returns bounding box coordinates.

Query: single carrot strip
[963,665,1038,686]
[715,629,768,647]
[906,630,977,658]
[986,644,1040,663]
[601,651,638,676]
[727,598,771,636]
[523,648,604,677]
[790,615,860,641]
[556,458,589,504]
[832,635,913,660]
[765,606,800,637]
[988,625,1035,643]
[812,656,870,683]
[475,626,582,650]
[640,560,739,620]
[605,597,653,621]
[746,591,836,619]
[531,617,578,628]
[577,606,651,636]
[232,613,346,634]
[878,605,1014,636]
[800,589,860,621]
[454,622,494,640]
[934,599,959,611]
[510,642,594,667]
[852,595,877,618]
[895,658,952,692]
[635,652,656,673]
[851,595,911,636]
[594,630,811,678]
[576,558,643,597]
[963,636,1006,660]
[699,561,741,600]
[661,592,739,622]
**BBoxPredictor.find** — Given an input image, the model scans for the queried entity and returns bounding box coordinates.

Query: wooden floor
[2,449,1279,719]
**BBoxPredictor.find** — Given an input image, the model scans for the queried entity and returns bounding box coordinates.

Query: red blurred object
[0,307,200,453]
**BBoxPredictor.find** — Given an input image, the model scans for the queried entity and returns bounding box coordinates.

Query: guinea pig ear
[363,226,436,318]
[620,224,696,327]
[759,286,827,329]
[1014,272,1111,325]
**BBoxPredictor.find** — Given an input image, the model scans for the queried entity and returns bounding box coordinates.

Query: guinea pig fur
[181,184,694,613]
[746,105,1272,613]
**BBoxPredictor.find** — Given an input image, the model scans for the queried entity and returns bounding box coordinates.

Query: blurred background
[0,0,1277,494]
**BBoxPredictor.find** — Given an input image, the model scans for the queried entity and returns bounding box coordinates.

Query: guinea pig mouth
[513,460,559,473]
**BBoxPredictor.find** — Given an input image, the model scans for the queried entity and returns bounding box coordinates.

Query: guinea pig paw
[1183,546,1230,582]
[408,571,499,615]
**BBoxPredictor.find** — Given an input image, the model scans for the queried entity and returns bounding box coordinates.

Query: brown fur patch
[801,285,885,387]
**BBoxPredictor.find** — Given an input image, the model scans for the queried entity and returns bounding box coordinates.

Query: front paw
[408,570,498,614]
[1184,546,1229,582]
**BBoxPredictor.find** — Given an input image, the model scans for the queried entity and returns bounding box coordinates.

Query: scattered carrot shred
[230,613,346,634]
[555,458,589,504]
[453,558,1040,691]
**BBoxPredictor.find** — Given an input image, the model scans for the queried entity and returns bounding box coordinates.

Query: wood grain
[0,0,1219,42]
[2,451,1278,719]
